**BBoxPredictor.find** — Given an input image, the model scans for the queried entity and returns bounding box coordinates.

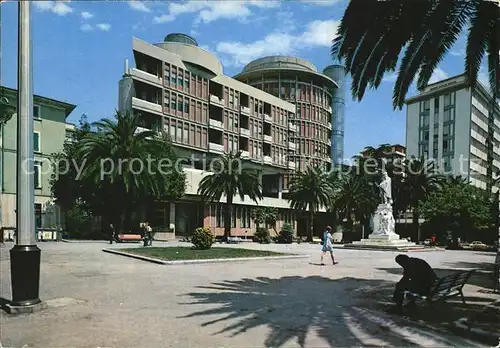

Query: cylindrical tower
[322,65,346,166]
[234,56,339,172]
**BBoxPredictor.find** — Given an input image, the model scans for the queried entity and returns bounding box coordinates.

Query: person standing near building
[108,223,115,244]
[320,226,338,265]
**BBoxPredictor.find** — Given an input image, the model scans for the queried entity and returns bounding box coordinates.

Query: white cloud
[428,68,449,84]
[80,23,93,32]
[96,23,111,31]
[153,0,280,24]
[382,72,398,83]
[81,11,93,19]
[33,1,73,16]
[128,1,151,12]
[301,0,345,6]
[450,49,465,57]
[215,19,339,66]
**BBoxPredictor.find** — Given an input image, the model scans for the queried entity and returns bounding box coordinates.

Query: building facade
[0,86,75,239]
[234,56,346,168]
[119,34,342,238]
[405,74,500,192]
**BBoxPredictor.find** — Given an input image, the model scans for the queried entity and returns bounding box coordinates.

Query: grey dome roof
[242,55,317,73]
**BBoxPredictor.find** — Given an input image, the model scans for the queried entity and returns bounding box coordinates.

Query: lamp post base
[9,244,41,307]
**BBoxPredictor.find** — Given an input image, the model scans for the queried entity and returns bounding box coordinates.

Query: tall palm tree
[197,151,262,239]
[77,111,185,232]
[400,157,441,242]
[332,0,499,109]
[288,166,334,242]
[332,170,378,239]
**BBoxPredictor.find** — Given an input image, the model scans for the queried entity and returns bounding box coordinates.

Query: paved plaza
[0,241,497,347]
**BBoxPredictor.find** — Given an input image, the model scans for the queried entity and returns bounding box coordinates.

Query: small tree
[252,207,278,235]
[191,227,215,250]
[418,183,492,242]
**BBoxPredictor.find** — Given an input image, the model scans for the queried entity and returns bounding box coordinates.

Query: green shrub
[191,227,215,250]
[254,227,271,244]
[277,223,294,244]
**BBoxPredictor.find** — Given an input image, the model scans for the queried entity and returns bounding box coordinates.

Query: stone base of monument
[345,233,423,251]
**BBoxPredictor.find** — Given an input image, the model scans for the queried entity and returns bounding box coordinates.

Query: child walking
[320,226,338,265]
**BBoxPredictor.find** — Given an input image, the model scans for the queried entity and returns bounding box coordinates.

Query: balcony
[240,150,250,158]
[209,142,224,154]
[135,126,150,134]
[130,68,162,86]
[263,135,272,143]
[132,97,163,114]
[288,123,297,132]
[288,161,296,169]
[210,94,224,107]
[209,118,223,130]
[326,123,332,130]
[263,156,273,165]
[240,105,250,115]
[328,106,332,113]
[288,141,297,150]
[263,113,272,123]
[240,128,250,137]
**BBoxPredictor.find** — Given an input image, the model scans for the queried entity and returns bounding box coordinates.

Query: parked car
[470,241,488,250]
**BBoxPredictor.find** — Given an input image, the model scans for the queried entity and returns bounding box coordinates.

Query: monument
[345,166,420,251]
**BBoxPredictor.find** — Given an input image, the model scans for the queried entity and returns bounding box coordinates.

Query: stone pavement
[0,241,496,347]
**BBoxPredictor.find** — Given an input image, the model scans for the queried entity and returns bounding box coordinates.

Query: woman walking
[320,226,338,265]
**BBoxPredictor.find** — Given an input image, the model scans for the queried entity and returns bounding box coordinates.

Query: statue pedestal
[345,204,421,251]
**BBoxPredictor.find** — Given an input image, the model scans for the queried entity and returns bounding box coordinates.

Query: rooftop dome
[164,33,198,47]
[242,56,318,73]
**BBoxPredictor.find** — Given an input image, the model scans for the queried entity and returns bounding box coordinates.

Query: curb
[62,239,108,243]
[453,317,500,344]
[102,248,310,265]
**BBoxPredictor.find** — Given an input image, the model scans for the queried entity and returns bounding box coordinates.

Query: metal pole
[10,1,41,307]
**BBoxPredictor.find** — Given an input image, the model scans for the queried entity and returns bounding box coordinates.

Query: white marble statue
[377,170,392,205]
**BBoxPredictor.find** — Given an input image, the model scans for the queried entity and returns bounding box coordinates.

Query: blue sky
[0,0,489,159]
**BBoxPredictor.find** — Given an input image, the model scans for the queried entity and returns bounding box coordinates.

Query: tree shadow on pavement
[179,276,480,347]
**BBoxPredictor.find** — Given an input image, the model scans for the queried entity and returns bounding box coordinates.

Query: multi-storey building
[0,86,76,240]
[234,56,346,168]
[406,73,500,192]
[119,33,338,238]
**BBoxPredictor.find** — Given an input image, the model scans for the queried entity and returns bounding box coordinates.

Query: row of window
[296,121,331,143]
[214,204,295,229]
[258,81,332,109]
[296,139,330,158]
[164,63,209,100]
[295,103,331,125]
[164,90,209,124]
[164,118,208,149]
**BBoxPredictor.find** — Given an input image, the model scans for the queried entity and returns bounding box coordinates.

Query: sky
[0,0,490,159]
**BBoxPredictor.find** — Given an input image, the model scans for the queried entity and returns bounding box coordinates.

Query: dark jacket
[402,257,438,286]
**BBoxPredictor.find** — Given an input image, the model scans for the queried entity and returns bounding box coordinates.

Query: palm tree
[400,157,441,242]
[77,111,185,232]
[288,166,334,242]
[197,151,262,239]
[332,170,378,240]
[332,0,499,109]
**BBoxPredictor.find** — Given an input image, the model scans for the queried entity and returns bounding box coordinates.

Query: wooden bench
[117,234,143,242]
[404,270,474,305]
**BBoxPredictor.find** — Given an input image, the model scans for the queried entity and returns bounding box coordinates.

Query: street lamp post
[9,1,41,308]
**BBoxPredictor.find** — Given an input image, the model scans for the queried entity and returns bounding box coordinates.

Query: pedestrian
[145,222,153,246]
[320,226,338,265]
[108,223,115,244]
[392,254,437,313]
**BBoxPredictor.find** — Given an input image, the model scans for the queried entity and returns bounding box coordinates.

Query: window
[33,105,41,119]
[240,208,251,228]
[177,100,183,112]
[35,203,42,228]
[216,204,224,227]
[33,132,40,152]
[184,78,189,92]
[184,99,189,114]
[34,161,42,188]
[231,208,236,228]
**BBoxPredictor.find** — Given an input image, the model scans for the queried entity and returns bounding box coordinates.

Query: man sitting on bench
[393,254,438,312]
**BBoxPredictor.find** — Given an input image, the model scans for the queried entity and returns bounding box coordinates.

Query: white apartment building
[406,73,500,192]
